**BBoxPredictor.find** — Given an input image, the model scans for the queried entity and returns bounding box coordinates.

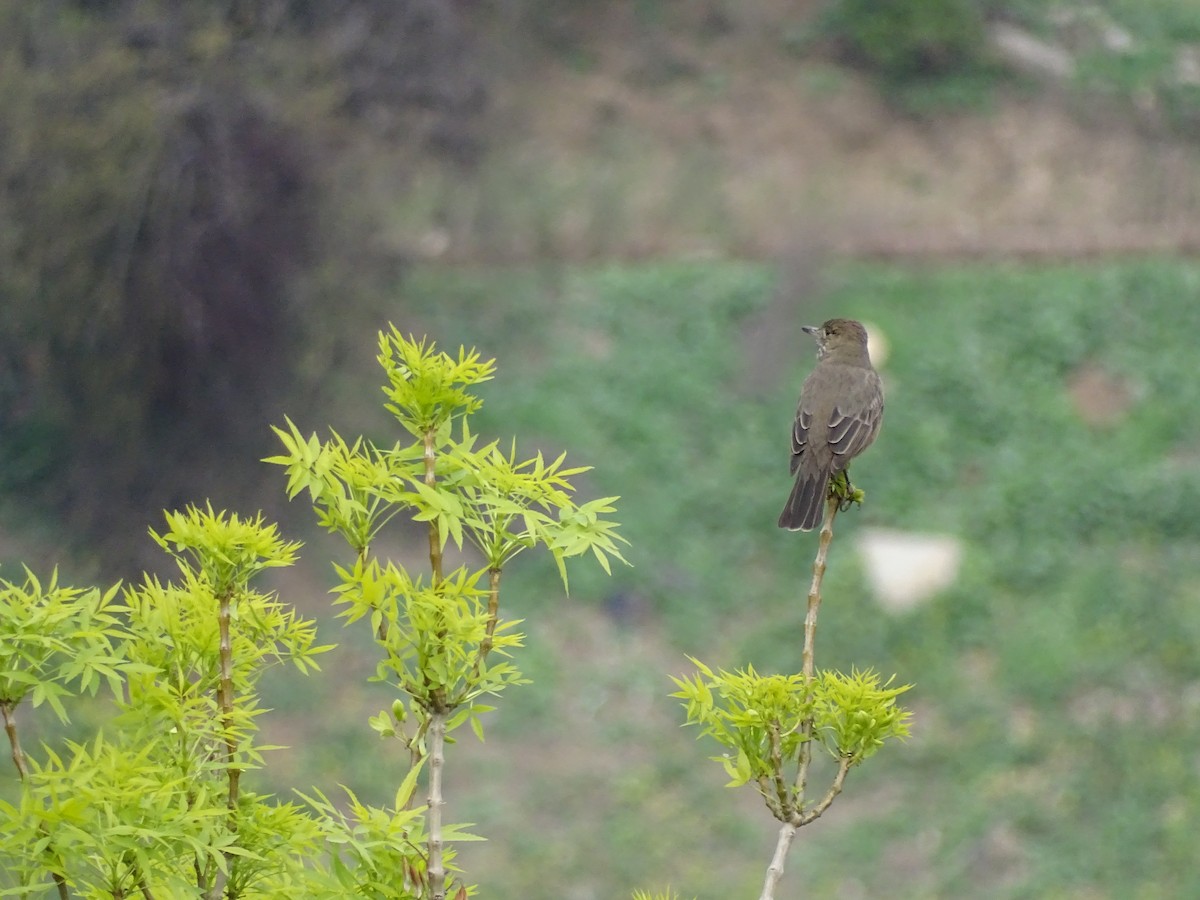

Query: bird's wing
[789,407,812,474]
[828,392,883,468]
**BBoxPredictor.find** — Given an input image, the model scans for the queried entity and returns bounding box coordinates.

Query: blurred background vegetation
[3,0,1200,897]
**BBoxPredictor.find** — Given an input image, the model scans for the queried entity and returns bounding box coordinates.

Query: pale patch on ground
[857,528,964,614]
[1067,361,1135,427]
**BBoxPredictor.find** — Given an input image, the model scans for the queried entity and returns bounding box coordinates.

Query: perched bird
[778,318,884,532]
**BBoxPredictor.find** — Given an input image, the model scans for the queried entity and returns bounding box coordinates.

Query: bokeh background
[3,1,1200,897]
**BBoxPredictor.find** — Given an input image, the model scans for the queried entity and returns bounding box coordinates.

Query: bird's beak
[801,325,818,336]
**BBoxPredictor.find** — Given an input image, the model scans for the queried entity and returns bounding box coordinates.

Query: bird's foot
[830,470,865,512]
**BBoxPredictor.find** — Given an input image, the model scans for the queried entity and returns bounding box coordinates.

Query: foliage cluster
[0,515,337,897]
[0,330,628,897]
[672,662,910,803]
[819,0,989,81]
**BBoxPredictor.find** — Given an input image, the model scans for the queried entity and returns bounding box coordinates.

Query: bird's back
[797,360,883,472]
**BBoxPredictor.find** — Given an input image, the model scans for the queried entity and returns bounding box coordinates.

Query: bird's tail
[777,471,829,532]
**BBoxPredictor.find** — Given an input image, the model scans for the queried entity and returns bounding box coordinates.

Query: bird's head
[802,318,870,362]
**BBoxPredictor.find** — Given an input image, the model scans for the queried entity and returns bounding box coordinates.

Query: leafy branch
[672,488,912,899]
[268,327,627,898]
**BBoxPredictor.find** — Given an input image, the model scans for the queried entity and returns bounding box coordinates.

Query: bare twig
[795,496,840,803]
[759,495,840,900]
[801,496,839,683]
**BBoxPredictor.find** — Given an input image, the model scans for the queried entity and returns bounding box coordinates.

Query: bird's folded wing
[789,408,813,473]
[828,397,883,462]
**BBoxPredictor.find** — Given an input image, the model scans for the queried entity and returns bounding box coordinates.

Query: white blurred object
[856,529,963,614]
[861,320,889,368]
[988,23,1075,79]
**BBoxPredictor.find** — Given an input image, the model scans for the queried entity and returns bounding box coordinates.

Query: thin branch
[767,722,791,820]
[421,427,450,897]
[423,428,443,585]
[798,756,854,826]
[759,823,797,900]
[216,586,241,814]
[2,701,28,781]
[802,496,839,682]
[426,711,449,900]
[482,566,501,655]
[193,853,206,895]
[470,567,503,681]
[756,775,781,818]
[760,495,840,900]
[215,585,240,899]
[795,496,840,803]
[124,855,159,900]
[3,701,70,900]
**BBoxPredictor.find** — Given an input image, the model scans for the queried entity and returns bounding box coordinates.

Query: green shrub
[820,0,989,80]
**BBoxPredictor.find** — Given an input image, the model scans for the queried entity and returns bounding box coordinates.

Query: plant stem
[420,425,451,897]
[470,568,503,680]
[216,586,240,814]
[759,824,796,900]
[2,701,28,781]
[767,722,790,818]
[125,856,158,900]
[426,711,448,899]
[483,567,501,654]
[795,496,839,804]
[215,584,240,896]
[3,701,70,900]
[801,497,838,684]
[798,756,853,826]
[759,495,840,900]
[423,428,442,585]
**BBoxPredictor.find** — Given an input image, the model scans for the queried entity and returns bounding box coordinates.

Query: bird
[778,318,884,532]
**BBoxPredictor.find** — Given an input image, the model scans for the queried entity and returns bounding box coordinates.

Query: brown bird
[778,318,884,532]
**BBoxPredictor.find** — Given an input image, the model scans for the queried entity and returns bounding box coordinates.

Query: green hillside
[388,257,1200,897]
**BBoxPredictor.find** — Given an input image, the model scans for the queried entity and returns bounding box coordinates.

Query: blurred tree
[0,2,313,540]
[0,0,491,562]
